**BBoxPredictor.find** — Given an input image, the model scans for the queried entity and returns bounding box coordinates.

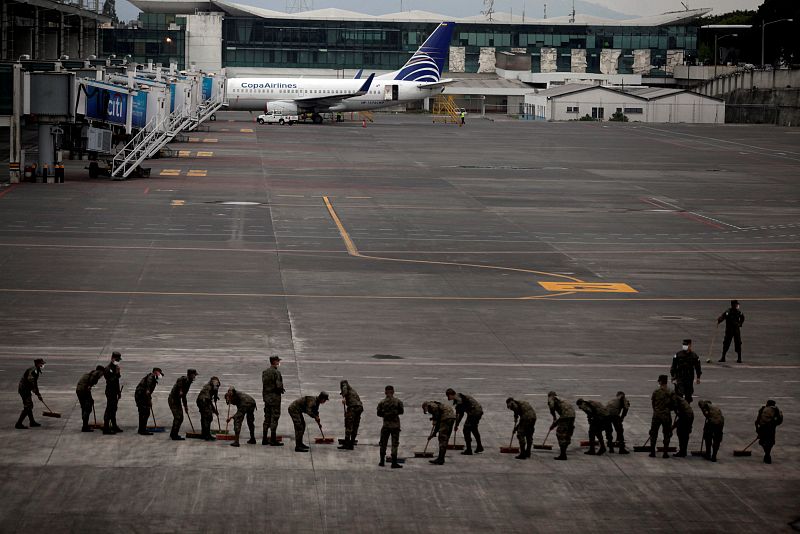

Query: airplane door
[384,84,399,101]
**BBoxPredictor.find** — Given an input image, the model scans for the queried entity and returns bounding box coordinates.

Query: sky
[115,0,763,24]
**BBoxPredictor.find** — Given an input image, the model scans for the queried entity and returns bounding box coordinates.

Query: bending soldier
[670,339,702,402]
[548,391,575,461]
[446,388,484,455]
[718,300,745,363]
[134,368,163,436]
[261,356,285,446]
[755,400,782,464]
[102,352,123,434]
[196,376,220,441]
[168,369,198,441]
[605,391,630,454]
[698,400,724,462]
[225,386,257,447]
[422,400,456,465]
[339,380,363,450]
[16,358,45,429]
[671,395,694,457]
[287,392,329,452]
[649,375,674,458]
[76,365,105,432]
[506,397,536,460]
[377,385,404,468]
[576,398,610,455]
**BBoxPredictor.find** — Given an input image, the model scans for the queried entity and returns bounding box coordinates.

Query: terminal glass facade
[100,15,186,68]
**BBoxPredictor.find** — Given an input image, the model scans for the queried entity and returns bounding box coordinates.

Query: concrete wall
[633,50,651,74]
[540,48,557,73]
[449,47,465,73]
[600,49,620,75]
[725,88,800,126]
[477,47,496,73]
[694,68,800,98]
[185,12,222,72]
[571,49,586,73]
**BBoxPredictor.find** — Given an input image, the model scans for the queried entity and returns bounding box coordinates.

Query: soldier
[422,400,456,465]
[377,385,404,468]
[548,391,575,461]
[134,368,163,436]
[338,380,363,450]
[76,365,106,432]
[671,395,694,457]
[670,339,702,402]
[287,392,329,452]
[102,352,123,435]
[604,391,630,454]
[16,358,45,429]
[506,397,536,460]
[649,375,674,458]
[576,398,610,456]
[755,400,783,464]
[168,369,198,441]
[718,299,745,363]
[224,386,257,447]
[446,388,484,455]
[698,399,724,462]
[196,376,221,441]
[261,356,285,446]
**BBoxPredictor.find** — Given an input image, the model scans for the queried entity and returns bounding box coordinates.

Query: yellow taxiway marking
[171,200,185,206]
[240,128,254,133]
[196,151,214,157]
[160,169,181,176]
[187,170,207,177]
[539,282,637,293]
[202,138,218,143]
[188,137,200,143]
[178,150,191,158]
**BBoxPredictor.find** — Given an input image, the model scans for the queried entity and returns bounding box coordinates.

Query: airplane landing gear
[312,113,324,124]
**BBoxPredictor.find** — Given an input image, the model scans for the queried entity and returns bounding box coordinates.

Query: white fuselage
[225,77,444,112]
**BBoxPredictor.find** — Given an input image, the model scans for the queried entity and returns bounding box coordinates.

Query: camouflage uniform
[76,368,104,431]
[230,389,257,444]
[196,380,219,440]
[671,349,702,402]
[425,401,456,465]
[718,304,745,362]
[377,394,404,466]
[262,366,284,444]
[548,393,575,460]
[168,375,194,439]
[507,398,536,459]
[288,396,321,447]
[755,402,783,464]
[134,373,159,434]
[577,399,610,455]
[17,365,42,428]
[698,400,724,461]
[452,393,484,454]
[103,362,122,432]
[339,380,363,449]
[671,396,694,457]
[649,384,674,457]
[604,393,630,453]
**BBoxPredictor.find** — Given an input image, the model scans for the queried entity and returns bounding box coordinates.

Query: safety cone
[362,119,366,128]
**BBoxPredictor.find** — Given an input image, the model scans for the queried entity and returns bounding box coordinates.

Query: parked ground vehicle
[256,111,298,125]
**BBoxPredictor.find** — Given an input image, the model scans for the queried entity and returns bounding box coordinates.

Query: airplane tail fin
[392,22,455,82]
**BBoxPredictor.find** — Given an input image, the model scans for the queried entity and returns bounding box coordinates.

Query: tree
[757,0,800,66]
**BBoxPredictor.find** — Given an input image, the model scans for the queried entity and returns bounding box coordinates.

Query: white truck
[256,111,298,125]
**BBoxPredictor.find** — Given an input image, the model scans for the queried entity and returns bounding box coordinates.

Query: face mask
[682,345,689,351]
[39,366,44,372]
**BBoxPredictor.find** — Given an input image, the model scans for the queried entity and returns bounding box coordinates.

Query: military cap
[576,398,585,405]
[384,385,394,392]
[445,388,456,396]
[269,355,281,364]
[547,391,557,397]
[34,358,46,366]
[682,339,692,345]
[731,299,739,306]
[506,397,515,405]
[658,374,669,384]
[697,400,710,409]
[153,367,163,375]
[187,368,198,376]
[766,399,776,407]
[111,351,122,361]
[318,391,329,401]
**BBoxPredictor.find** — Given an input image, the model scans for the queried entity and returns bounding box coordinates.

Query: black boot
[295,442,309,452]
[525,442,533,458]
[736,353,742,363]
[662,441,670,459]
[585,443,597,455]
[391,454,403,468]
[718,356,726,362]
[608,441,615,453]
[103,426,116,435]
[429,450,445,465]
[461,445,473,456]
[598,442,607,456]
[338,435,351,450]
[270,430,284,446]
[171,433,185,441]
[379,447,386,467]
[230,440,240,447]
[711,446,718,462]
[618,444,630,454]
[262,437,269,446]
[15,412,27,429]
[29,420,41,428]
[474,432,483,454]
[554,444,567,460]
[515,451,527,460]
[649,442,656,458]
[112,421,123,433]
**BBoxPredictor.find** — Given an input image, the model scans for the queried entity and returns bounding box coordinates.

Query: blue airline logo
[241,82,298,89]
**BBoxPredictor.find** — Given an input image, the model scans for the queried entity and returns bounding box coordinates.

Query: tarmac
[0,113,799,533]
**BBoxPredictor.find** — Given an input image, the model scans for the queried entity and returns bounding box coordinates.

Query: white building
[524,84,725,123]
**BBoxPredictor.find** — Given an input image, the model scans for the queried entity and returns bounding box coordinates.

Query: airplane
[224,21,456,123]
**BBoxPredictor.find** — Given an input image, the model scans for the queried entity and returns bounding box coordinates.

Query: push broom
[314,420,334,444]
[89,404,104,430]
[533,428,553,451]
[733,436,759,457]
[691,438,706,457]
[147,406,166,432]
[186,411,203,439]
[500,424,520,454]
[414,431,435,458]
[41,398,61,418]
[215,403,235,441]
[633,436,652,452]
[446,429,464,451]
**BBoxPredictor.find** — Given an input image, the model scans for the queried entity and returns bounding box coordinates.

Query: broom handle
[223,403,231,433]
[452,426,457,446]
[509,423,518,448]
[150,406,158,427]
[742,436,759,452]
[40,398,55,413]
[187,411,196,433]
[317,420,325,439]
[423,428,435,454]
[214,400,223,431]
[92,403,98,425]
[541,427,552,447]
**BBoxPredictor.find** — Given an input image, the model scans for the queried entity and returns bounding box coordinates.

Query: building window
[591,107,604,119]
[566,106,579,113]
[624,107,643,114]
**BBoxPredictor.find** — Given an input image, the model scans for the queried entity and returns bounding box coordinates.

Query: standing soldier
[102,352,123,435]
[196,376,220,441]
[506,397,536,460]
[755,400,783,464]
[224,386,257,447]
[261,356,285,446]
[649,375,674,458]
[698,400,724,462]
[604,391,630,454]
[718,300,745,363]
[76,365,106,432]
[377,385,404,468]
[576,398,610,456]
[670,339,702,402]
[671,395,694,457]
[422,400,456,465]
[16,358,45,429]
[168,369,198,441]
[446,388,484,455]
[548,391,575,461]
[134,368,163,436]
[338,380,363,450]
[287,392,329,452]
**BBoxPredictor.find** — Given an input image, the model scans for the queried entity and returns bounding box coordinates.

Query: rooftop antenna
[482,0,495,21]
[286,0,312,13]
[569,0,575,23]
[543,3,547,19]
[522,0,525,22]
[680,1,690,10]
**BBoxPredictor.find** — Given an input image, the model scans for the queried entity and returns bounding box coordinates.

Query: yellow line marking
[171,200,185,206]
[188,137,200,143]
[196,151,214,157]
[221,128,230,132]
[187,170,207,177]
[159,169,181,176]
[240,128,254,133]
[178,150,191,158]
[539,282,637,293]
[202,138,218,143]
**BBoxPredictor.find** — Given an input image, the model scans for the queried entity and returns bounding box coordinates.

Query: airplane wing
[416,78,457,89]
[292,73,375,108]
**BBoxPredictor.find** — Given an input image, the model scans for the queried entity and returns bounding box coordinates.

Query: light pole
[762,19,793,67]
[701,25,752,77]
[714,33,737,78]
